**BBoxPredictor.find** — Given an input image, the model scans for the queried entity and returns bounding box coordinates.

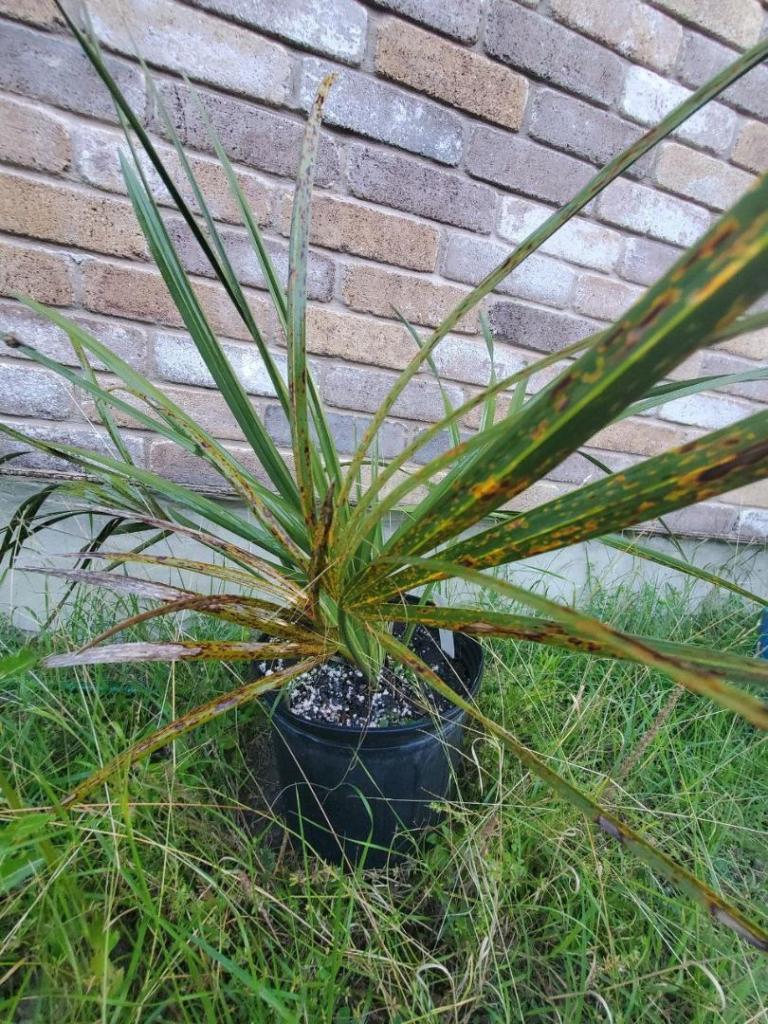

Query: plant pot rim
[261,628,484,742]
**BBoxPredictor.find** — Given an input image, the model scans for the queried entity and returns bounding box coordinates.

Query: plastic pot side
[261,629,484,869]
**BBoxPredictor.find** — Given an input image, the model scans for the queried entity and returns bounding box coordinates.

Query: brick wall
[0,0,767,543]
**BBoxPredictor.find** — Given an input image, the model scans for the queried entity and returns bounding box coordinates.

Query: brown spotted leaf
[375,627,768,952]
[60,657,321,807]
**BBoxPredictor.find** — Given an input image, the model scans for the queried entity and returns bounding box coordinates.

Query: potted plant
[2,7,768,948]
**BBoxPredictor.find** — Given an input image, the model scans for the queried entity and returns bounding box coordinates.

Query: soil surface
[259,625,468,729]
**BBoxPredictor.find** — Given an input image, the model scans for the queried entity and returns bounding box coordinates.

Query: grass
[1,575,767,1022]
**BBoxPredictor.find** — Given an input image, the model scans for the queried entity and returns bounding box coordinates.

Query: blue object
[758,609,768,659]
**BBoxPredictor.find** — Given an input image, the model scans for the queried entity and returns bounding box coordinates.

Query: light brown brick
[82,259,274,342]
[589,416,693,457]
[715,325,768,360]
[0,95,71,173]
[278,194,439,272]
[305,307,415,369]
[0,239,76,305]
[342,265,479,333]
[0,173,146,260]
[375,17,528,130]
[549,0,682,73]
[72,124,273,227]
[91,0,292,105]
[87,384,244,441]
[732,122,768,174]
[654,0,763,49]
[573,275,644,321]
[654,143,754,211]
[0,0,62,27]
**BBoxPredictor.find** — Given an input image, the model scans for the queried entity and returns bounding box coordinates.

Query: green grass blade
[599,534,768,608]
[397,311,461,448]
[374,627,768,952]
[478,313,498,433]
[0,648,41,681]
[624,366,768,418]
[186,935,299,1023]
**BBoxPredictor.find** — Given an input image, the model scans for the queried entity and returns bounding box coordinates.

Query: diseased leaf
[363,560,768,730]
[43,638,328,670]
[375,627,768,952]
[24,567,191,602]
[372,602,768,687]
[361,410,768,598]
[59,657,322,807]
[365,177,768,580]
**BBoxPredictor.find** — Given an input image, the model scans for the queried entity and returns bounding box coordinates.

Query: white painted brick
[620,66,738,157]
[498,196,623,273]
[153,332,285,396]
[300,58,464,166]
[738,507,768,541]
[0,362,72,418]
[90,0,293,104]
[440,231,575,308]
[187,0,368,65]
[656,392,759,430]
[597,179,711,247]
[431,336,525,387]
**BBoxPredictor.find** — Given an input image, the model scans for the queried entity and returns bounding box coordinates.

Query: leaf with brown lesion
[43,638,330,670]
[374,626,768,952]
[58,657,322,808]
[76,594,317,653]
[364,603,768,687]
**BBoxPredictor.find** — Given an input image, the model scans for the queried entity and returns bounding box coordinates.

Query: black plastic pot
[261,627,484,869]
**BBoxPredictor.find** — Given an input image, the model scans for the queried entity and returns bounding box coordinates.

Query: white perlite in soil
[262,626,466,728]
